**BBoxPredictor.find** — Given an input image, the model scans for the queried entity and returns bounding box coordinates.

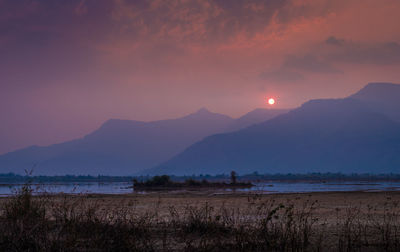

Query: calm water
[1,181,400,196]
[0,182,133,197]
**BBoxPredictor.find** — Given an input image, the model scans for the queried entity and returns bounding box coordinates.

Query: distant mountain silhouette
[151,83,400,175]
[0,108,288,175]
[226,108,290,132]
[350,82,400,122]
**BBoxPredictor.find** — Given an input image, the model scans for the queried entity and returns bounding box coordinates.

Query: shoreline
[1,188,396,197]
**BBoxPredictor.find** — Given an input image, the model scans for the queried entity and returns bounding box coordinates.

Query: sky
[1,0,400,154]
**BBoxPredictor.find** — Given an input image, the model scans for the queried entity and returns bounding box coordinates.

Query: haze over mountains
[2,82,400,176]
[0,108,287,175]
[151,83,400,175]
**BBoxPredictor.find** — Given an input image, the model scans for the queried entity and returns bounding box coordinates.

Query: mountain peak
[352,82,400,96]
[194,107,211,115]
[350,82,400,104]
[348,82,400,122]
[187,107,215,117]
[181,108,234,122]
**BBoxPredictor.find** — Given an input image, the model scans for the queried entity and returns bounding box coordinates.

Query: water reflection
[1,181,400,196]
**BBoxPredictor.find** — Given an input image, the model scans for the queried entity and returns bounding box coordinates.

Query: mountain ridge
[149,83,400,175]
[0,107,288,175]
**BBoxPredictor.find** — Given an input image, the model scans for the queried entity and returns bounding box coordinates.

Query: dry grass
[1,185,400,251]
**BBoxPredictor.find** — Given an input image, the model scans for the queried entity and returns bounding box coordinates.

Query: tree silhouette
[230,171,237,184]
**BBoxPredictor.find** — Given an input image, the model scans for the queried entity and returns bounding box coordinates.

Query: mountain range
[150,83,400,175]
[2,82,400,176]
[0,107,288,175]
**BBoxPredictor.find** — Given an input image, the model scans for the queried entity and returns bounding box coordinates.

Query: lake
[2,180,400,196]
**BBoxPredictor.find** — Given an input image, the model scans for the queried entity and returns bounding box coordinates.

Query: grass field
[1,187,400,251]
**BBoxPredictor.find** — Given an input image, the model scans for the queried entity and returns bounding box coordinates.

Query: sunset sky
[1,0,400,154]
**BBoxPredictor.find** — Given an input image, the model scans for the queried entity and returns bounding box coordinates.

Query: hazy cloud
[259,68,304,82]
[259,53,341,83]
[283,54,342,74]
[320,37,400,65]
[325,36,344,46]
[74,0,88,16]
[329,41,400,65]
[110,0,291,45]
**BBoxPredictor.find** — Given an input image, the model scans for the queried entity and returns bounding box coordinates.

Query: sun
[268,98,275,105]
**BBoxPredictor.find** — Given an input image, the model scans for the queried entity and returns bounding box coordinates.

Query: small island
[133,172,253,191]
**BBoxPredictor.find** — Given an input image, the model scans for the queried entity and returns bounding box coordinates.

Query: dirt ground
[22,190,400,223]
[1,190,400,250]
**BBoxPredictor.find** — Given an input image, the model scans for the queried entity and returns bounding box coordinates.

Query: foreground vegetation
[2,185,400,251]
